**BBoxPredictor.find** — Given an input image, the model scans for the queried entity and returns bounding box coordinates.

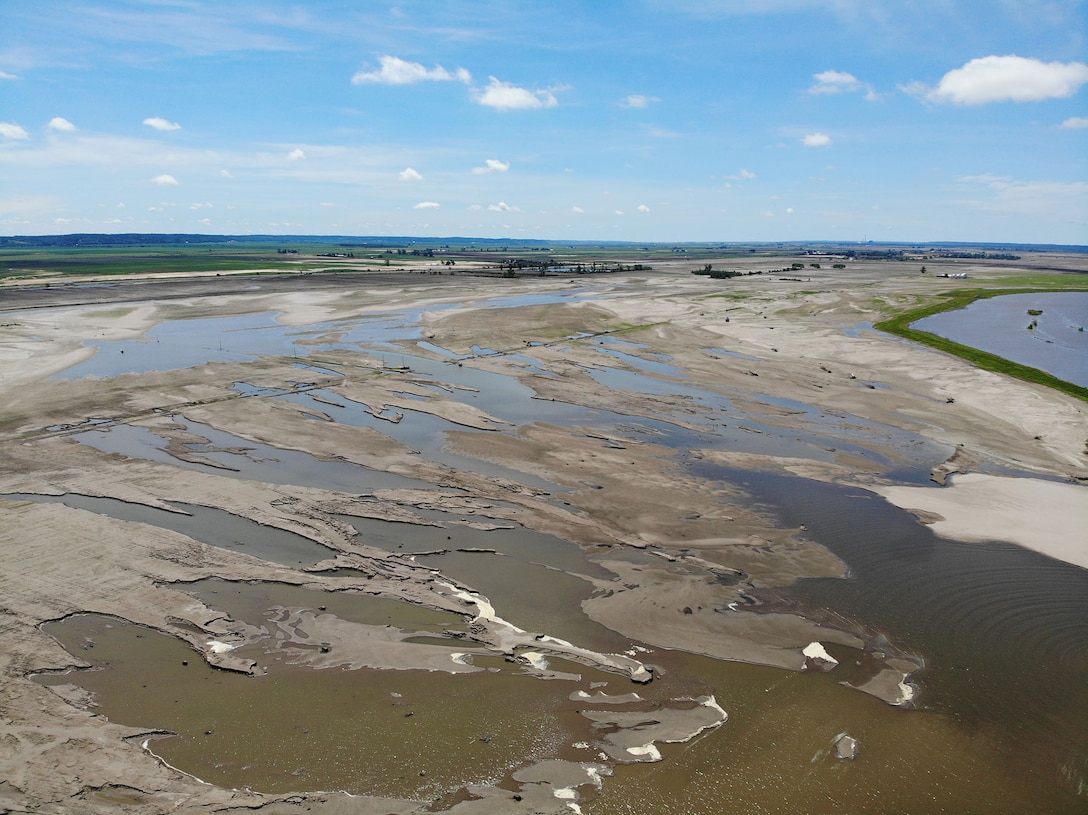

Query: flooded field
[4,267,1086,814]
[913,291,1088,387]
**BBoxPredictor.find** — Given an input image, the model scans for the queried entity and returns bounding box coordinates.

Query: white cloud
[47,117,76,132]
[352,55,471,85]
[472,158,510,174]
[726,168,757,180]
[0,122,29,139]
[143,116,181,131]
[615,210,625,216]
[189,201,213,210]
[809,70,860,94]
[319,202,334,207]
[0,71,17,80]
[921,55,1088,105]
[621,94,660,108]
[572,206,584,214]
[219,169,233,178]
[1061,116,1088,129]
[413,201,440,209]
[399,167,424,181]
[287,148,305,160]
[802,132,832,147]
[637,204,651,213]
[198,217,212,226]
[487,201,519,212]
[474,77,558,110]
[151,174,179,186]
[809,69,879,101]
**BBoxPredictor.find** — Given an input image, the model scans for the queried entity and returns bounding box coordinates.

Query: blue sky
[1,0,1086,243]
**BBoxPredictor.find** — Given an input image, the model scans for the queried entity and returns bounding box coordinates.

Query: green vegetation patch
[874,286,1088,403]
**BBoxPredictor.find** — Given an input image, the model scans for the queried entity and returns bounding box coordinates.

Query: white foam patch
[522,651,549,670]
[206,640,235,654]
[627,743,663,761]
[802,641,838,665]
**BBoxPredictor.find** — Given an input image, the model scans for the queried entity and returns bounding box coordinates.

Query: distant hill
[0,233,1084,254]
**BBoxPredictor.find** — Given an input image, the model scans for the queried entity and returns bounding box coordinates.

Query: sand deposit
[1,257,1085,813]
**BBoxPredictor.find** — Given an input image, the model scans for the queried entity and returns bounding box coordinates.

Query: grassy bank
[874,287,1088,403]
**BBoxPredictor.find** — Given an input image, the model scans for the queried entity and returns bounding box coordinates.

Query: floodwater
[913,291,1088,387]
[37,613,583,801]
[3,492,336,566]
[76,417,433,494]
[33,293,1088,811]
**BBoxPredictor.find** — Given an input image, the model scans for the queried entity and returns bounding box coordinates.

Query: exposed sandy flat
[1,258,1086,813]
[876,473,1088,569]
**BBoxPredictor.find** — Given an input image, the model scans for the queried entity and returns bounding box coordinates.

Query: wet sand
[1,257,1086,813]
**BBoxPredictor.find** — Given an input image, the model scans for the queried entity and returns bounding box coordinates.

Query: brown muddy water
[38,584,726,805]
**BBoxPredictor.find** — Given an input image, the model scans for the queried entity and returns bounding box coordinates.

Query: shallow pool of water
[3,493,336,566]
[37,614,582,801]
[76,417,434,494]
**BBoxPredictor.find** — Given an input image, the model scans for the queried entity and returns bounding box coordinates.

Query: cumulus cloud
[572,206,584,214]
[474,77,558,110]
[47,117,76,132]
[621,94,660,108]
[809,70,860,94]
[1061,116,1088,128]
[809,69,878,100]
[143,116,181,131]
[287,148,305,160]
[0,122,29,139]
[487,201,519,212]
[413,201,440,209]
[802,132,832,147]
[637,204,651,212]
[352,55,471,85]
[916,55,1088,105]
[151,174,179,186]
[198,217,212,226]
[472,158,510,174]
[189,202,213,210]
[399,167,424,181]
[726,168,757,180]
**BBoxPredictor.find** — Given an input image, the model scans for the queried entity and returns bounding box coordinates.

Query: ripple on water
[699,465,1088,801]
